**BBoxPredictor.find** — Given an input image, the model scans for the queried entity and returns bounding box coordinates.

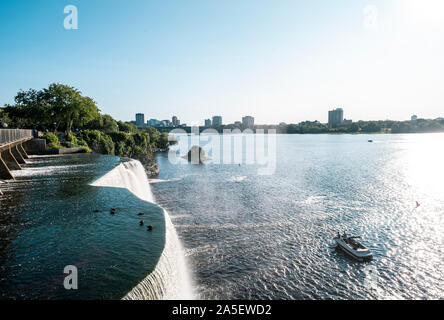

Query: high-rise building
[212,116,222,126]
[162,120,172,127]
[328,108,344,127]
[242,116,255,127]
[172,116,178,126]
[205,119,212,127]
[147,119,161,127]
[135,113,145,127]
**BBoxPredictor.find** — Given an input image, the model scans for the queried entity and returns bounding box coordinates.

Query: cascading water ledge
[91,159,194,300]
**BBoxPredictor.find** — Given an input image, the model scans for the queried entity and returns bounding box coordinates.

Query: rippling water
[151,133,444,300]
[0,154,167,299]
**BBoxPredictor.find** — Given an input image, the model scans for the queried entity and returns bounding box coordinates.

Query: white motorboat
[334,233,373,262]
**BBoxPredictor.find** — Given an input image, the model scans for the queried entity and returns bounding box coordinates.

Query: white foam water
[149,178,182,184]
[91,160,194,300]
[227,176,247,183]
[91,160,155,203]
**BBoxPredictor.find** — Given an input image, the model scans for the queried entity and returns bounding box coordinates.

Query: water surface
[0,154,166,299]
[152,133,444,299]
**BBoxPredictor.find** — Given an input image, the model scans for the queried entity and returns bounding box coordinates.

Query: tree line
[284,119,444,134]
[154,119,444,135]
[0,83,172,159]
[194,119,444,134]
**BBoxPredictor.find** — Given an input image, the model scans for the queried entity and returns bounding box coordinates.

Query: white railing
[0,129,34,146]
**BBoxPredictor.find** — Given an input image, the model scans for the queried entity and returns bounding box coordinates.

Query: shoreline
[164,130,444,135]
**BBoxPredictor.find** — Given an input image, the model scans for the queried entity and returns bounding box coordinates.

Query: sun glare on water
[402,133,444,196]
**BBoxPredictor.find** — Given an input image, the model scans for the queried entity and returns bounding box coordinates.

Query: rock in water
[134,153,159,178]
[184,145,209,164]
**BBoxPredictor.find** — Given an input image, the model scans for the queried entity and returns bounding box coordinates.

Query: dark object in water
[139,220,144,226]
[93,209,100,213]
[183,145,210,164]
[147,225,153,231]
[138,212,145,216]
[110,208,116,215]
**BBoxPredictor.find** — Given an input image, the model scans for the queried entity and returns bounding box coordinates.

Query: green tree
[42,84,99,135]
[78,130,115,155]
[101,114,119,133]
[158,132,170,149]
[4,88,51,129]
[117,121,138,133]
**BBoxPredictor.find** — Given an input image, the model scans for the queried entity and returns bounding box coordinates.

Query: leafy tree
[132,132,150,150]
[143,126,161,147]
[109,131,133,156]
[158,132,170,149]
[4,83,99,134]
[65,133,88,148]
[4,88,51,129]
[42,84,99,135]
[78,130,115,155]
[117,121,138,133]
[348,123,360,133]
[101,114,119,133]
[43,133,62,149]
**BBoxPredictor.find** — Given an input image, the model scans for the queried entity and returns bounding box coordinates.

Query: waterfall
[91,160,194,300]
[91,160,155,203]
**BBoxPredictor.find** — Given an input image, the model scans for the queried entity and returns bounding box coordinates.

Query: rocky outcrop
[183,145,210,164]
[145,162,159,178]
[135,153,160,178]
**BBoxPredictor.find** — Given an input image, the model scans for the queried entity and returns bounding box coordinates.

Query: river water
[0,134,442,300]
[151,133,444,299]
[0,154,169,299]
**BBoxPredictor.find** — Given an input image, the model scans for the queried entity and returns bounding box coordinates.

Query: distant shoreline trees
[1,83,443,139]
[149,118,444,135]
[284,119,444,134]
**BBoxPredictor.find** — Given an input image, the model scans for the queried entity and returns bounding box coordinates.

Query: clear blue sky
[1,0,443,125]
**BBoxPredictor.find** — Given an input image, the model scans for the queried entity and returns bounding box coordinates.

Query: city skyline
[131,109,442,128]
[128,107,444,127]
[1,1,443,124]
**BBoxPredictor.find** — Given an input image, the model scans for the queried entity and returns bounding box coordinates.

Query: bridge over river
[0,129,35,184]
